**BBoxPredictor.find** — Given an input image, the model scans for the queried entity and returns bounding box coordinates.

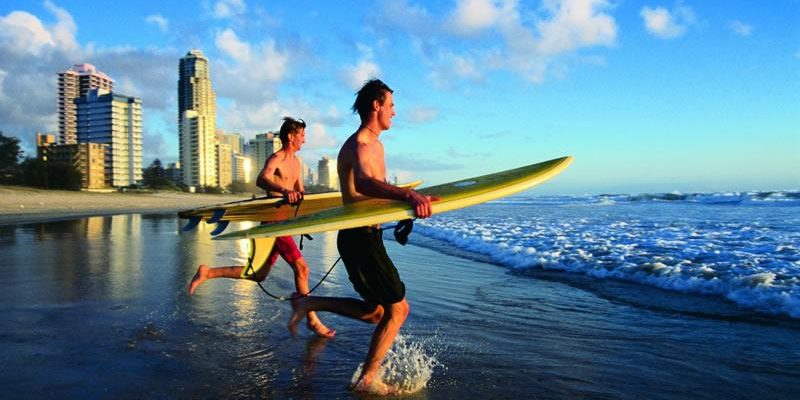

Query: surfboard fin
[181,216,201,232]
[241,237,277,279]
[207,209,227,223]
[209,220,230,236]
[393,219,414,245]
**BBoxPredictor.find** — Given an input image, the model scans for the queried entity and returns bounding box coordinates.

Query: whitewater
[412,190,800,318]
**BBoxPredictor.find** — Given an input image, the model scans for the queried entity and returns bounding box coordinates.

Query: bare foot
[288,293,306,337]
[188,265,210,295]
[353,375,398,396]
[306,315,336,338]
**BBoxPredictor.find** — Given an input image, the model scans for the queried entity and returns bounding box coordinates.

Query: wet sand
[0,185,249,225]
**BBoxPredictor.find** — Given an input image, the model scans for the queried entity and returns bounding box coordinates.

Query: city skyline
[0,1,797,194]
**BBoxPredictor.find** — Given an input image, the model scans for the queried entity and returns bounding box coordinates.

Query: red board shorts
[265,236,303,267]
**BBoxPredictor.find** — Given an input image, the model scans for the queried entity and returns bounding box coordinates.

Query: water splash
[351,333,443,395]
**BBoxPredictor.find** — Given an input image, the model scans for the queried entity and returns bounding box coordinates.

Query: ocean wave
[413,212,800,319]
[495,190,800,207]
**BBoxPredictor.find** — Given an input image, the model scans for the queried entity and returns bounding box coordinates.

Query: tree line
[0,132,82,190]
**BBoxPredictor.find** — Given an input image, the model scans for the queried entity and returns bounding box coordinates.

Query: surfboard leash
[255,256,342,301]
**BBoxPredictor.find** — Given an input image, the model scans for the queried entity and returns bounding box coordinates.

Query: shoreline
[0,185,251,226]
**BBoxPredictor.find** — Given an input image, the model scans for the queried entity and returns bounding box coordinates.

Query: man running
[189,117,334,338]
[287,80,435,394]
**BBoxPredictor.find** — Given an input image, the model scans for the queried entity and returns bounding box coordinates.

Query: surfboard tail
[240,237,277,279]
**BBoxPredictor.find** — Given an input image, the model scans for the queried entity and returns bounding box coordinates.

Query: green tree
[0,132,24,183]
[47,161,82,190]
[140,159,182,191]
[20,157,48,187]
[18,158,82,190]
[0,132,23,170]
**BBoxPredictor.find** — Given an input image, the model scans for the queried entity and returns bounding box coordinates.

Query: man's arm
[256,156,303,204]
[353,142,435,218]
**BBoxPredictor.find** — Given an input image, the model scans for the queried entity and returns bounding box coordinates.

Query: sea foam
[350,333,443,395]
[411,193,800,318]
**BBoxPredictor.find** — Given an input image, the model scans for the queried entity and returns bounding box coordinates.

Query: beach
[0,185,250,225]
[1,193,798,398]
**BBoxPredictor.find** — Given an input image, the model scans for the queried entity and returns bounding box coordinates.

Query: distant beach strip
[0,186,249,225]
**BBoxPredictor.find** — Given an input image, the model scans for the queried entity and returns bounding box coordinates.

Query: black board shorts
[337,227,406,305]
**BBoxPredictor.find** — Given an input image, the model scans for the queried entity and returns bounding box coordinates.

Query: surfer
[189,117,335,338]
[287,79,436,395]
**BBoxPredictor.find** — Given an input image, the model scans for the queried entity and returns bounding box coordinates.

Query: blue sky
[0,0,797,194]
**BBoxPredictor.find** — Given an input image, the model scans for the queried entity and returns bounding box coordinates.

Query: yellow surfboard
[178,180,422,235]
[216,156,573,241]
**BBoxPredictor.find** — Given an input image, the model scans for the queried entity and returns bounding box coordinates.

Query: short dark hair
[351,79,393,121]
[279,117,306,144]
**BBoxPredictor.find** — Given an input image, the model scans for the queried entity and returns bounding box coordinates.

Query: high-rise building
[178,49,217,188]
[317,156,339,191]
[218,131,244,155]
[58,64,114,144]
[304,166,316,187]
[251,132,281,182]
[216,142,232,190]
[75,89,143,187]
[232,154,251,183]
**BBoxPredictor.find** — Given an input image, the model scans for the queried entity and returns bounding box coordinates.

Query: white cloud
[219,96,345,142]
[406,105,439,124]
[0,1,78,57]
[213,28,290,106]
[0,11,56,56]
[728,20,752,37]
[534,0,617,55]
[43,1,78,51]
[0,4,83,138]
[304,123,337,150]
[448,0,506,35]
[375,0,436,35]
[214,0,246,19]
[215,29,252,61]
[145,14,169,33]
[427,49,484,89]
[342,59,381,90]
[640,5,695,39]
[386,0,617,87]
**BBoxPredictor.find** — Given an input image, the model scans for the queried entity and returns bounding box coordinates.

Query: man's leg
[188,260,276,295]
[289,257,335,338]
[288,295,384,336]
[189,238,282,295]
[354,299,409,394]
[188,265,244,294]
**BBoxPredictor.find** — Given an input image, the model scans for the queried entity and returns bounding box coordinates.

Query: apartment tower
[178,50,217,188]
[58,64,114,144]
[75,89,143,187]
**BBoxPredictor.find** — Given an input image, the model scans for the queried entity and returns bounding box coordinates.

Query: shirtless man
[189,117,334,338]
[287,80,435,394]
